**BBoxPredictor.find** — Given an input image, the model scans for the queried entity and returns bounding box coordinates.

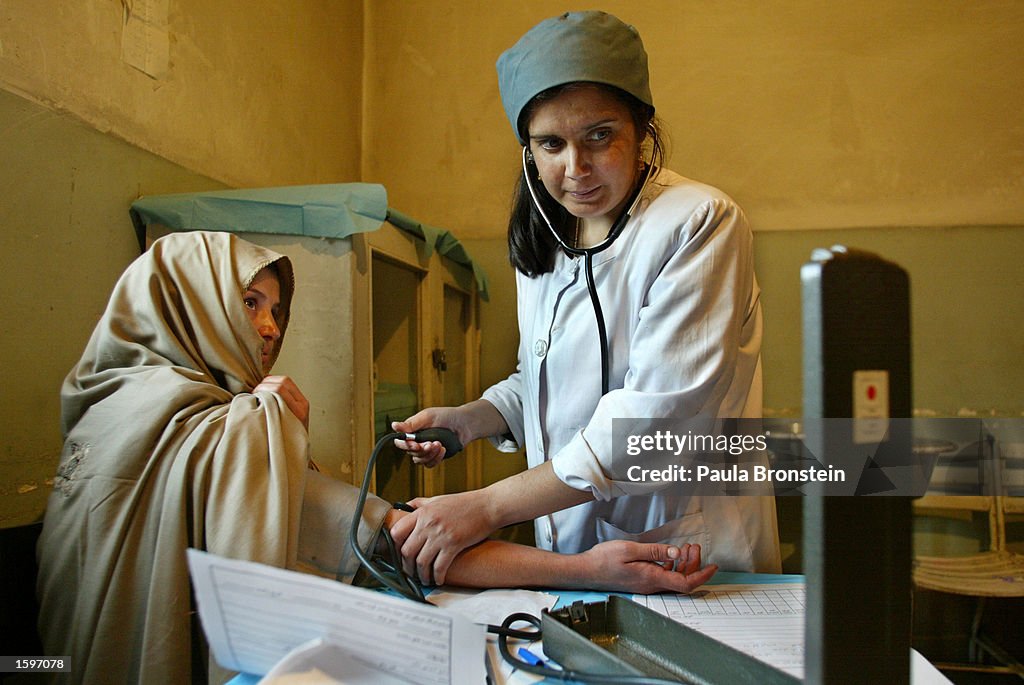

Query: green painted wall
[754,226,1024,417]
[0,90,225,527]
[465,227,1024,424]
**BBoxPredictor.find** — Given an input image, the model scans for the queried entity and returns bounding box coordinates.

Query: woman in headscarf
[37,230,716,684]
[37,231,349,683]
[393,11,781,586]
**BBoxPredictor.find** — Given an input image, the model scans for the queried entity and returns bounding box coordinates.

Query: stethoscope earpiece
[520,145,655,257]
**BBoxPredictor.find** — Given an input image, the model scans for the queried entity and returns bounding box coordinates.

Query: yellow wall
[5,0,1021,234]
[363,1,1024,422]
[5,0,1021,235]
[365,1,1024,235]
[362,0,1024,416]
[0,0,365,187]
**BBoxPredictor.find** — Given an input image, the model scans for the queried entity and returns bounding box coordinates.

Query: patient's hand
[581,540,718,594]
[255,375,309,429]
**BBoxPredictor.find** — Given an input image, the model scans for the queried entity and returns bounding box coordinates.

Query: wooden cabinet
[352,224,482,502]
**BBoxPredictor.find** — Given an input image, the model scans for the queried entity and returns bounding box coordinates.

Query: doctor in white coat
[392,10,781,585]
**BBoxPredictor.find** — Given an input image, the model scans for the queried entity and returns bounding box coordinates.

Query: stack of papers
[187,550,485,684]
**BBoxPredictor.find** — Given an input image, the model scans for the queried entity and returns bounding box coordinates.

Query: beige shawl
[37,231,385,684]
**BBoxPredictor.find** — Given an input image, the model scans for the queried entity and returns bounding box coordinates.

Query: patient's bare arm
[384,509,717,594]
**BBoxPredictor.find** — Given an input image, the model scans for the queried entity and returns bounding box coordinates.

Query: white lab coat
[483,169,781,572]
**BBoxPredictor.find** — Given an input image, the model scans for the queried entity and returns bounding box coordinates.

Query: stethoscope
[521,144,657,396]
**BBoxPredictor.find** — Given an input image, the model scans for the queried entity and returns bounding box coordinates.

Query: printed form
[633,583,805,678]
[186,550,485,685]
[632,583,952,684]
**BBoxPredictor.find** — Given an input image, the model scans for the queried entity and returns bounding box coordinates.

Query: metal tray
[541,596,800,684]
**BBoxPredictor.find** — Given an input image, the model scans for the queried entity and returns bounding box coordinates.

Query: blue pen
[517,647,544,667]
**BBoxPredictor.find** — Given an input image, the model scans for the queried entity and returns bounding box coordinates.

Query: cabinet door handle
[432,348,448,372]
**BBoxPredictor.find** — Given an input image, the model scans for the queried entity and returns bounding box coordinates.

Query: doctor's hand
[581,541,718,594]
[255,375,309,430]
[390,489,498,585]
[392,400,508,468]
[392,407,463,468]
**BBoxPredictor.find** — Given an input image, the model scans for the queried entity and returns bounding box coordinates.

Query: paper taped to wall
[121,0,170,79]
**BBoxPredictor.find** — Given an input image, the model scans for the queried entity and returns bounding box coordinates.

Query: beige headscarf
[37,231,309,683]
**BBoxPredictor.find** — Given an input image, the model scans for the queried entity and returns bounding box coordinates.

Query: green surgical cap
[496,10,653,145]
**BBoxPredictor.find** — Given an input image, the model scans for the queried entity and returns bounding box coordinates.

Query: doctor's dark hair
[507,83,664,277]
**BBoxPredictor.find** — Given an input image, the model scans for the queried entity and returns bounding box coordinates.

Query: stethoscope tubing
[520,147,656,395]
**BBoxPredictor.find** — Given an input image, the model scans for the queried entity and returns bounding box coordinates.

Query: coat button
[533,339,548,357]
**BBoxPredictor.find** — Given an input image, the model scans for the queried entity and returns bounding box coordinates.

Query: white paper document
[259,638,411,684]
[426,588,556,685]
[632,583,952,684]
[187,550,486,685]
[634,583,806,678]
[426,587,556,633]
[120,0,170,78]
